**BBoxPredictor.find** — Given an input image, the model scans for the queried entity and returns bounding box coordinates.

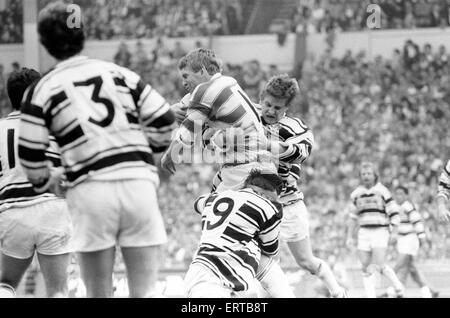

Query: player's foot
[331,287,349,298]
[431,290,440,298]
[395,288,405,298]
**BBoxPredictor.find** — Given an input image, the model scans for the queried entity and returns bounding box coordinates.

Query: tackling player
[161,48,274,191]
[392,185,438,298]
[347,162,404,298]
[18,2,176,298]
[184,170,283,298]
[256,75,347,298]
[0,68,73,298]
[437,159,450,223]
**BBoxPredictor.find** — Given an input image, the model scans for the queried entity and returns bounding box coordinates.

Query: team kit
[0,2,449,298]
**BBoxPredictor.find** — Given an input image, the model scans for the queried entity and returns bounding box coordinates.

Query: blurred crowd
[291,0,450,34]
[0,0,22,43]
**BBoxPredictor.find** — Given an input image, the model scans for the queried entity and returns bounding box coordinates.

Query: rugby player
[437,160,450,223]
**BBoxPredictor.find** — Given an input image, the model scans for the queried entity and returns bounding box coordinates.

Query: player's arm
[278,124,315,165]
[258,204,283,257]
[18,84,54,191]
[161,86,211,174]
[194,193,212,215]
[385,193,400,228]
[437,161,450,223]
[408,204,426,243]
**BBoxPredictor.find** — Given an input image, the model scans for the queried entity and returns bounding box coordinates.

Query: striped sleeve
[407,203,426,238]
[349,191,358,219]
[119,67,177,153]
[279,118,315,164]
[385,191,400,226]
[258,201,282,257]
[437,160,450,200]
[45,136,62,167]
[194,194,210,215]
[18,83,52,185]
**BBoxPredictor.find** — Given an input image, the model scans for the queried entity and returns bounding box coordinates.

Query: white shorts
[357,227,390,252]
[184,264,233,298]
[280,200,310,243]
[215,162,277,193]
[0,199,73,259]
[66,179,167,253]
[397,234,420,257]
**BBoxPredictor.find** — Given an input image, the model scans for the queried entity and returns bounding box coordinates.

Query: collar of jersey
[55,55,89,69]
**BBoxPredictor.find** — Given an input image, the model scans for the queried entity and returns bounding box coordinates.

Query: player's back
[0,113,58,213]
[20,56,170,187]
[192,189,282,291]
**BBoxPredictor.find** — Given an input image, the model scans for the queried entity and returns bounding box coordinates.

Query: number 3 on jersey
[74,76,115,128]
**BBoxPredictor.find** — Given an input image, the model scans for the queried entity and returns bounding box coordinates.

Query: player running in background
[18,2,176,298]
[347,162,405,298]
[161,48,274,191]
[390,185,438,298]
[184,170,283,298]
[256,75,347,298]
[437,159,450,224]
[0,68,73,298]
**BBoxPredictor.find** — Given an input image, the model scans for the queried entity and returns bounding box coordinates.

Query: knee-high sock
[315,260,342,295]
[362,273,376,298]
[380,265,404,291]
[258,260,295,298]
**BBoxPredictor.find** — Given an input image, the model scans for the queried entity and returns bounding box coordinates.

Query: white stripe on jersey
[19,56,176,188]
[397,201,425,237]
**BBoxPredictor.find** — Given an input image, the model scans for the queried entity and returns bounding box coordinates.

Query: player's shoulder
[373,183,392,197]
[191,74,235,103]
[279,116,310,135]
[238,189,282,218]
[402,201,415,212]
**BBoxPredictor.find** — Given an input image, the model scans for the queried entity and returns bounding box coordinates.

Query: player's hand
[438,205,450,224]
[160,151,176,175]
[33,167,65,195]
[171,102,188,125]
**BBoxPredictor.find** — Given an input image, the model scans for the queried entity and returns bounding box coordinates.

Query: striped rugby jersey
[397,201,425,238]
[261,112,314,206]
[178,73,269,165]
[19,56,176,188]
[350,183,400,228]
[192,189,282,292]
[437,160,450,200]
[0,112,61,213]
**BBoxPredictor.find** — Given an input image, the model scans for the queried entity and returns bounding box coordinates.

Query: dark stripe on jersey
[360,193,376,199]
[190,101,211,116]
[385,197,394,204]
[56,125,85,148]
[7,129,16,168]
[0,186,41,201]
[126,113,139,125]
[358,209,387,215]
[218,105,246,124]
[232,250,259,273]
[18,146,47,164]
[44,91,69,127]
[445,166,450,176]
[291,165,301,177]
[440,182,450,190]
[197,253,245,291]
[0,182,30,194]
[261,214,282,233]
[21,103,43,120]
[192,82,211,104]
[148,111,175,129]
[65,151,154,183]
[211,86,233,113]
[223,226,253,244]
[21,81,38,112]
[181,118,196,133]
[260,240,279,256]
[239,203,264,228]
[150,145,169,154]
[283,145,302,163]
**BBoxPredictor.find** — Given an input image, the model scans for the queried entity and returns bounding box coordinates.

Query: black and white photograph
[0,0,449,302]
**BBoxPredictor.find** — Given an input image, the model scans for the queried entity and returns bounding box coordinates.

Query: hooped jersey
[438,160,450,201]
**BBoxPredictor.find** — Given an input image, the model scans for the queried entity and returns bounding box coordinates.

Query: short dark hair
[244,169,284,196]
[261,74,300,107]
[38,2,85,60]
[7,68,41,110]
[395,185,409,195]
[178,48,221,75]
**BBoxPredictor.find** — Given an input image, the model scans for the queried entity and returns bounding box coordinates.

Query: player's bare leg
[358,250,376,298]
[78,247,115,298]
[121,246,162,298]
[409,260,434,298]
[0,254,34,297]
[287,237,346,297]
[394,253,412,286]
[37,253,70,298]
[372,248,404,297]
